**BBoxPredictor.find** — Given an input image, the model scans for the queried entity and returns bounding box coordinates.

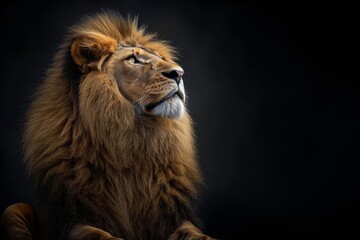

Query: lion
[1,12,214,240]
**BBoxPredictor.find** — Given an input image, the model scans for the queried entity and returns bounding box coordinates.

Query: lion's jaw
[143,79,185,119]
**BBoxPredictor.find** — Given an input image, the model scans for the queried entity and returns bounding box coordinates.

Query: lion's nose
[161,68,184,84]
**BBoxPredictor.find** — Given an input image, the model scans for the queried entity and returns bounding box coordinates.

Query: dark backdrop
[1,1,359,239]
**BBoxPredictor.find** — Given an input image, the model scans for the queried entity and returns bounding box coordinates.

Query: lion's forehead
[118,44,163,59]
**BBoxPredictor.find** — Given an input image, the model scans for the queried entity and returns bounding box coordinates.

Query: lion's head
[70,13,186,119]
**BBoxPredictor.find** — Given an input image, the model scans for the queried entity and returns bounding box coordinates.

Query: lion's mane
[24,12,202,239]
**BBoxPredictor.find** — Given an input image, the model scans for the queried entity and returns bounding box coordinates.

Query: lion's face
[108,46,186,119]
[70,32,185,119]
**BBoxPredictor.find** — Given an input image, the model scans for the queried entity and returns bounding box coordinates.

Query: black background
[0,1,359,239]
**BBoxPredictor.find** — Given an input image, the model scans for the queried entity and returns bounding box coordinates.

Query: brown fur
[1,12,213,240]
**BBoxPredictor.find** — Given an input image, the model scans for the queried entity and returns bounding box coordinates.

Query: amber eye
[126,55,142,64]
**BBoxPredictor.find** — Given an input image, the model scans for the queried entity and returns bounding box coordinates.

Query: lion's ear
[71,32,117,72]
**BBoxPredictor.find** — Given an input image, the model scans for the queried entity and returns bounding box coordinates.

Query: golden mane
[7,11,211,240]
[70,12,177,61]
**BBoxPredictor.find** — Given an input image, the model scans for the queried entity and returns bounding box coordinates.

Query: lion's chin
[146,94,185,119]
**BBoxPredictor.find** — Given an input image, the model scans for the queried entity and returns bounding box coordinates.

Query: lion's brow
[117,44,164,59]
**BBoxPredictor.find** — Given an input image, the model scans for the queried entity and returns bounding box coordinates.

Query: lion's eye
[126,55,142,64]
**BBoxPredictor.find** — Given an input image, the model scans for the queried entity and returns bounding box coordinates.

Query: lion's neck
[104,114,195,168]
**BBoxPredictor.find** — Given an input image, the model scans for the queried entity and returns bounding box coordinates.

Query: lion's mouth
[145,89,184,112]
